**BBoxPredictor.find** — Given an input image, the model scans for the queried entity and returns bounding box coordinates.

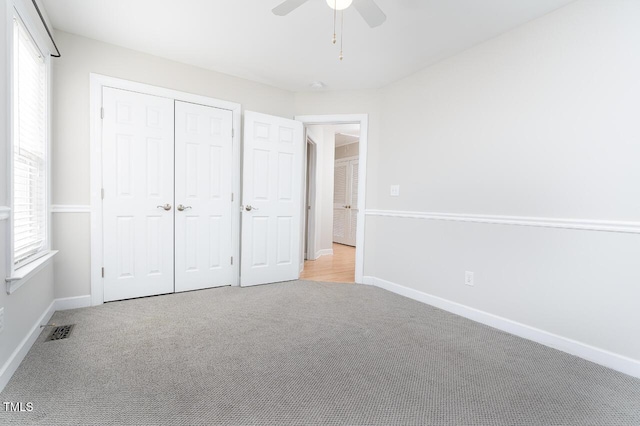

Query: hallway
[300,243,355,283]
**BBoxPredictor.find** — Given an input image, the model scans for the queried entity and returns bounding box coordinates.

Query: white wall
[50,31,296,298]
[368,0,640,364]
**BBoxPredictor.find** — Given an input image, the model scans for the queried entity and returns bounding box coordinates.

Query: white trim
[362,275,374,285]
[5,250,58,294]
[90,73,242,306]
[365,209,640,234]
[335,140,359,148]
[372,276,640,379]
[295,114,368,284]
[51,204,91,213]
[335,155,359,163]
[0,206,9,220]
[304,137,318,261]
[55,295,91,311]
[315,249,334,258]
[0,299,56,392]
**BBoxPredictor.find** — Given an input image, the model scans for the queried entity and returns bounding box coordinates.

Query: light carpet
[1,280,639,425]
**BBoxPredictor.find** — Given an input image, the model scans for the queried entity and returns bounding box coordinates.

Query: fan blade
[272,0,311,16]
[353,0,387,28]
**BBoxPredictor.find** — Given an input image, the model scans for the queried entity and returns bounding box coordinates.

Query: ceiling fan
[272,0,387,28]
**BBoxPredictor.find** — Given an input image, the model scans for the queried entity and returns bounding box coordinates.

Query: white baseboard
[0,295,92,392]
[315,249,334,258]
[371,277,640,379]
[55,295,91,311]
[362,275,374,285]
[0,300,56,392]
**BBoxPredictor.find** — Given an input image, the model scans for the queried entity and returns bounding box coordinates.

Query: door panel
[333,159,350,245]
[175,101,234,292]
[103,87,175,302]
[347,160,359,246]
[333,158,358,247]
[241,111,303,286]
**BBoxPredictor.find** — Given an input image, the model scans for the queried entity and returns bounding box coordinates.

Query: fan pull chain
[332,0,337,44]
[339,10,344,60]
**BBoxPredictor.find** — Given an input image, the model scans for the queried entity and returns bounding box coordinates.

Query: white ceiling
[42,0,575,92]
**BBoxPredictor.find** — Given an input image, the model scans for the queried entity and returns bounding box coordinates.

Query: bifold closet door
[174,101,234,292]
[102,87,175,302]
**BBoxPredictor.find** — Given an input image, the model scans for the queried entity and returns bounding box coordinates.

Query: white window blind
[13,16,48,267]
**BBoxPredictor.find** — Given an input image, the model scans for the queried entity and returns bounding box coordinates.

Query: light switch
[390,185,400,197]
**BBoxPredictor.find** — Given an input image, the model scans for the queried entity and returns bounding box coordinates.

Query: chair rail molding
[365,209,640,234]
[51,204,91,213]
[0,206,10,221]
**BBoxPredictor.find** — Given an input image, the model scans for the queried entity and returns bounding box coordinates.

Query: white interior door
[347,159,359,246]
[102,87,175,302]
[333,159,350,245]
[241,111,303,287]
[174,101,234,292]
[333,158,358,247]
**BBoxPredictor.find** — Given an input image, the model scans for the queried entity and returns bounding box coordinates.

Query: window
[11,15,49,269]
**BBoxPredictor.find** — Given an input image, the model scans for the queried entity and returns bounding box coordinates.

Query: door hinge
[101,188,105,199]
[231,256,234,265]
[231,193,234,202]
[101,267,105,278]
[100,107,104,119]
[232,128,234,138]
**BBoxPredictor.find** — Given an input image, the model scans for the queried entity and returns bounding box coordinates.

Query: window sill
[5,251,58,295]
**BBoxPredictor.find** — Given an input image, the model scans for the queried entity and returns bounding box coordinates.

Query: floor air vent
[46,325,75,341]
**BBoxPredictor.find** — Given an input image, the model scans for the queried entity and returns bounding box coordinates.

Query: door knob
[177,205,192,211]
[157,204,172,211]
[245,205,259,211]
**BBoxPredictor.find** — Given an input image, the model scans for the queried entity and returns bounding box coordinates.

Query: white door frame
[295,114,368,284]
[305,137,318,262]
[89,74,242,306]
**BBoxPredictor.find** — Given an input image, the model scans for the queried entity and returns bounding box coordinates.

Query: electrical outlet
[0,307,4,335]
[465,271,474,287]
[390,185,400,197]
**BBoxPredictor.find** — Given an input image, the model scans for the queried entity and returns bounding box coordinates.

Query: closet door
[174,101,234,292]
[102,87,175,302]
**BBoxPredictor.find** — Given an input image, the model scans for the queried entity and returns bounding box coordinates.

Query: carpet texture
[1,280,639,425]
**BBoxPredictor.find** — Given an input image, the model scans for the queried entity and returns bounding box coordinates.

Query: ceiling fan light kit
[273,0,386,61]
[327,0,352,10]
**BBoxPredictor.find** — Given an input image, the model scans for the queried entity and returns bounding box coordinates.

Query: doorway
[299,122,361,283]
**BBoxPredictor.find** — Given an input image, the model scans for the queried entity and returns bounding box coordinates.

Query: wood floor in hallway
[300,243,355,283]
